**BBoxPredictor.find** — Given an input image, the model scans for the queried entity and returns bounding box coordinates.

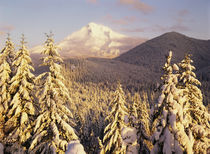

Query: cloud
[86,0,97,4]
[0,25,14,32]
[134,10,190,33]
[120,27,145,33]
[0,25,14,36]
[104,14,137,25]
[0,31,5,36]
[169,25,189,31]
[31,23,146,58]
[171,9,190,31]
[178,9,189,17]
[148,24,190,33]
[121,23,189,36]
[117,0,153,14]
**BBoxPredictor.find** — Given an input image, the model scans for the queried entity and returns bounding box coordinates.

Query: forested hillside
[0,33,209,154]
[116,32,210,80]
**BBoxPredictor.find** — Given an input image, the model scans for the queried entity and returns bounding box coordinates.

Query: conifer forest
[0,33,209,154]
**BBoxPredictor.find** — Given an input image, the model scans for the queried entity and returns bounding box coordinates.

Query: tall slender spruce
[179,54,210,154]
[29,33,78,153]
[5,34,35,145]
[0,34,15,140]
[103,82,128,154]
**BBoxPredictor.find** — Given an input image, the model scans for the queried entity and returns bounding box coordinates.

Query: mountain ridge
[115,31,210,80]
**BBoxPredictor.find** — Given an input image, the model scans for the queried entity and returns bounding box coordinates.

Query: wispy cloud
[104,14,136,25]
[178,9,189,17]
[0,25,14,34]
[0,31,5,36]
[117,0,154,14]
[147,23,190,33]
[169,25,189,32]
[171,9,190,31]
[121,9,190,34]
[121,23,189,35]
[0,25,14,36]
[86,0,97,4]
[120,27,145,33]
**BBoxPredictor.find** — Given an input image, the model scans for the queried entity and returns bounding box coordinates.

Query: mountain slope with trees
[115,32,210,80]
[0,32,209,154]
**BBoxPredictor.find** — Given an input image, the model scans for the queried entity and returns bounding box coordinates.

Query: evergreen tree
[136,92,151,153]
[98,137,105,154]
[0,34,15,140]
[4,34,36,146]
[0,34,14,117]
[179,54,210,153]
[103,82,128,154]
[0,33,15,67]
[151,51,193,154]
[128,93,139,127]
[129,92,151,153]
[29,33,78,153]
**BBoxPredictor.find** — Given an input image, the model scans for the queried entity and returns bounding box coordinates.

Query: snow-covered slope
[31,23,145,58]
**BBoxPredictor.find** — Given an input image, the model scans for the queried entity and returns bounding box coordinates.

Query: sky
[0,0,209,48]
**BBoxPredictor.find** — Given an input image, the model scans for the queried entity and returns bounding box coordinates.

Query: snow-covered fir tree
[151,51,194,154]
[29,33,78,153]
[0,34,15,114]
[4,34,36,146]
[128,93,139,127]
[128,92,151,153]
[0,33,15,68]
[179,54,210,154]
[103,82,128,154]
[98,137,105,154]
[0,34,15,140]
[136,92,151,153]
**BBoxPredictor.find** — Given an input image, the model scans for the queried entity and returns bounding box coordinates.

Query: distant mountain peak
[161,31,187,37]
[31,23,145,58]
[86,22,113,31]
[159,31,206,41]
[86,22,108,30]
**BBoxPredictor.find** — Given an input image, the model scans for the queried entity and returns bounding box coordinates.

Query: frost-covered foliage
[29,33,78,153]
[98,137,105,154]
[179,54,210,153]
[128,93,138,127]
[128,92,151,153]
[0,143,3,154]
[136,93,151,153]
[0,34,15,68]
[65,140,86,154]
[103,82,128,154]
[121,127,138,154]
[4,142,25,154]
[0,34,15,137]
[151,51,194,154]
[140,93,151,134]
[4,34,35,146]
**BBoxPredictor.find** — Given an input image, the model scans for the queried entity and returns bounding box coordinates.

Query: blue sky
[0,0,209,48]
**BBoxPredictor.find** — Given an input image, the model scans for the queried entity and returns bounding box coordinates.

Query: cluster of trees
[0,34,85,153]
[98,52,210,154]
[0,34,209,154]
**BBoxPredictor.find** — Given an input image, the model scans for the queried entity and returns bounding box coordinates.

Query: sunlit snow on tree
[29,32,78,153]
[178,54,210,154]
[0,34,15,141]
[151,51,194,154]
[103,82,128,154]
[4,34,36,147]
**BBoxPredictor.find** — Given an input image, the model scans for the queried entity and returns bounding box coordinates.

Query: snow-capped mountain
[31,22,145,58]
